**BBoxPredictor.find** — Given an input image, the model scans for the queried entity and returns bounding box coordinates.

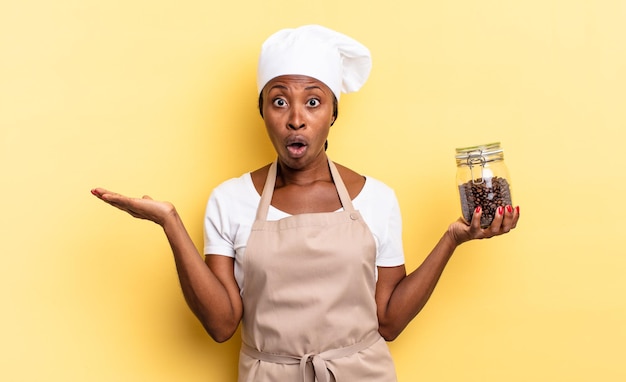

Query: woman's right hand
[91,188,176,226]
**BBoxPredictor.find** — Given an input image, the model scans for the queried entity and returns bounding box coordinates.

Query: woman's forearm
[161,210,241,342]
[379,207,519,340]
[379,231,458,340]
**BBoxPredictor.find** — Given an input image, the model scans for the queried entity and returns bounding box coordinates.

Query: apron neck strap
[255,158,356,221]
[328,159,355,212]
[255,160,278,221]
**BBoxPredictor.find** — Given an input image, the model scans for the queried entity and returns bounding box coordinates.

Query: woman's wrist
[445,224,466,247]
[160,204,181,230]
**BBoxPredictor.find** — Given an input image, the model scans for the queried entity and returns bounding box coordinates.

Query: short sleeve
[203,174,259,258]
[374,193,405,267]
[203,186,237,257]
[354,177,405,268]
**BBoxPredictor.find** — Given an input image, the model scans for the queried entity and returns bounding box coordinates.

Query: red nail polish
[498,206,504,215]
[516,206,520,214]
[506,205,513,213]
[475,206,481,213]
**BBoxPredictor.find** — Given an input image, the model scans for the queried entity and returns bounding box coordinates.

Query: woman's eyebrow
[268,84,288,92]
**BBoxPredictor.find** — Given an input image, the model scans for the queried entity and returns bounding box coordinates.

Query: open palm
[91,188,175,226]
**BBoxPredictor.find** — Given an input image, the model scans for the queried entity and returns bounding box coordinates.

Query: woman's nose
[287,107,305,130]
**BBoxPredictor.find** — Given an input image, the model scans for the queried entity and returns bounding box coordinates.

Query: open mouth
[286,137,307,157]
[287,142,307,156]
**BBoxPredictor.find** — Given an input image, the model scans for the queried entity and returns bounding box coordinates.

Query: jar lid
[455,142,503,159]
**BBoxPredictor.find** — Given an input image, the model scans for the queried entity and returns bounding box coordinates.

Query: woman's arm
[375,205,520,341]
[91,188,242,342]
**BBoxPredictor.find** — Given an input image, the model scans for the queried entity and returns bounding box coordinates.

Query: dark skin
[249,162,364,214]
[92,74,520,343]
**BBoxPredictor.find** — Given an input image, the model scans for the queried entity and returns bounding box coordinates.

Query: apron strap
[255,158,356,222]
[327,159,356,213]
[255,160,278,221]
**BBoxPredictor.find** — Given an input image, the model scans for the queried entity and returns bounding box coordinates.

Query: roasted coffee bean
[458,176,512,228]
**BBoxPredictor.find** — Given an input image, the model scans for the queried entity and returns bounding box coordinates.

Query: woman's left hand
[448,205,520,246]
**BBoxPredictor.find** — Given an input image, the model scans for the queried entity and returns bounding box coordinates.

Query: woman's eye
[307,99,320,107]
[272,98,287,107]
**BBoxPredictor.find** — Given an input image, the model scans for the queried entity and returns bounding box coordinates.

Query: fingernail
[91,189,99,196]
[475,206,481,213]
[498,206,504,215]
[516,206,520,214]
[506,205,513,213]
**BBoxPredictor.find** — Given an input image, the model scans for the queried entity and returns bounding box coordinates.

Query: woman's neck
[275,155,331,188]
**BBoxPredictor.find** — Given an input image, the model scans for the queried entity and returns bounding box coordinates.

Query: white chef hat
[257,25,372,100]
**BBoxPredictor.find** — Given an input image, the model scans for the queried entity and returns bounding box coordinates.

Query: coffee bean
[458,176,512,228]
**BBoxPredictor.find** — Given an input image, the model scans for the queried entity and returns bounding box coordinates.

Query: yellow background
[2,0,625,381]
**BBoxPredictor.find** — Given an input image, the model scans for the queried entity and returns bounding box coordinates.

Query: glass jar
[455,142,512,228]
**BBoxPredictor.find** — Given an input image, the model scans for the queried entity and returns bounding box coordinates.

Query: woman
[92,25,519,382]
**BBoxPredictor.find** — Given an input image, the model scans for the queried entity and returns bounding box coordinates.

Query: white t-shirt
[203,172,405,293]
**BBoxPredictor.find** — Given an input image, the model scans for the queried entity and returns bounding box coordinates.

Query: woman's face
[261,75,336,170]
